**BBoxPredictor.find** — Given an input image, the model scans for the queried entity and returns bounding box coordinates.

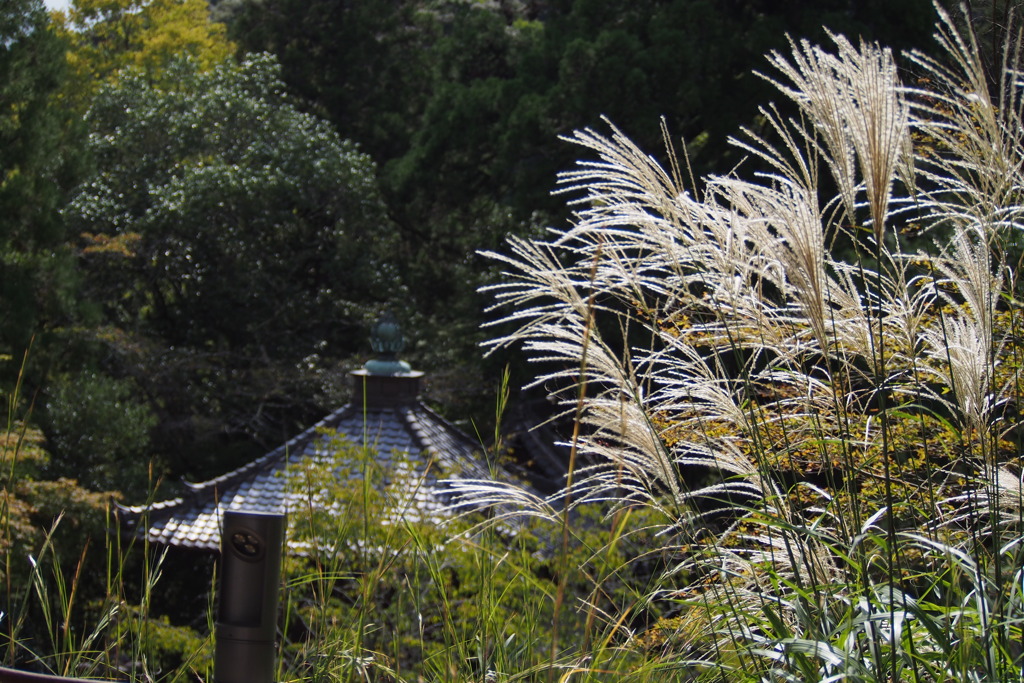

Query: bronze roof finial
[365,311,412,375]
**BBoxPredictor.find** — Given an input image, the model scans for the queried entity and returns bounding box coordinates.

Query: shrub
[2,361,208,681]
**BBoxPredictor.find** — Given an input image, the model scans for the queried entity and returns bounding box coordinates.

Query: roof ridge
[120,397,532,550]
[181,403,359,493]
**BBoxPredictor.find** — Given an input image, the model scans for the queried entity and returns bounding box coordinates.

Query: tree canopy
[222,0,942,418]
[0,0,85,375]
[62,54,393,485]
[2,0,954,487]
[55,0,234,108]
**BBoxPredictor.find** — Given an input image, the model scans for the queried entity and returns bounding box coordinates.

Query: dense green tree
[55,0,235,109]
[41,372,157,492]
[221,0,438,164]
[65,55,394,485]
[223,1,943,425]
[225,1,545,413]
[226,0,939,230]
[0,0,241,498]
[391,0,940,222]
[0,0,85,373]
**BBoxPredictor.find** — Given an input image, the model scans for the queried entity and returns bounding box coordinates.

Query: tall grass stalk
[281,423,565,681]
[2,346,32,665]
[470,4,1024,680]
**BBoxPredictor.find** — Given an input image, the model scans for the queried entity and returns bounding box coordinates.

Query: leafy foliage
[55,0,234,108]
[3,363,212,679]
[280,430,666,681]
[221,0,435,166]
[280,433,549,680]
[65,54,394,485]
[0,0,85,372]
[223,0,943,424]
[41,371,157,492]
[1,374,117,672]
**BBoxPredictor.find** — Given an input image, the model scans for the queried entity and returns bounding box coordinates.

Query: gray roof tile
[119,394,516,551]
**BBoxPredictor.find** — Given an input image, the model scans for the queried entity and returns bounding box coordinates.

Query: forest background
[6,0,1024,678]
[3,0,960,498]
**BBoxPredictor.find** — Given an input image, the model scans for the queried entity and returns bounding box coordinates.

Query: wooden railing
[0,668,121,682]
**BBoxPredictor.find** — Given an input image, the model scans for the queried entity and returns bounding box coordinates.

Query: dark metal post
[214,511,286,683]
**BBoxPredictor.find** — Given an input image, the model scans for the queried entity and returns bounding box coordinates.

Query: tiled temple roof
[118,369,508,551]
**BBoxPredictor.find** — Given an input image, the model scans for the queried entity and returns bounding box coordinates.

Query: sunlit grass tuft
[470,4,1024,680]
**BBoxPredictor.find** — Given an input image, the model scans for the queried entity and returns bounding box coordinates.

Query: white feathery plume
[908,5,1024,237]
[443,478,560,526]
[920,313,995,433]
[704,175,837,356]
[763,33,912,238]
[833,34,912,238]
[933,224,999,344]
[762,36,860,224]
[917,222,1005,437]
[472,9,1024,655]
[937,466,1024,533]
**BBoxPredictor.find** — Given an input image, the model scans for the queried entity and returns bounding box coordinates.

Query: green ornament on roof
[364,311,412,375]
